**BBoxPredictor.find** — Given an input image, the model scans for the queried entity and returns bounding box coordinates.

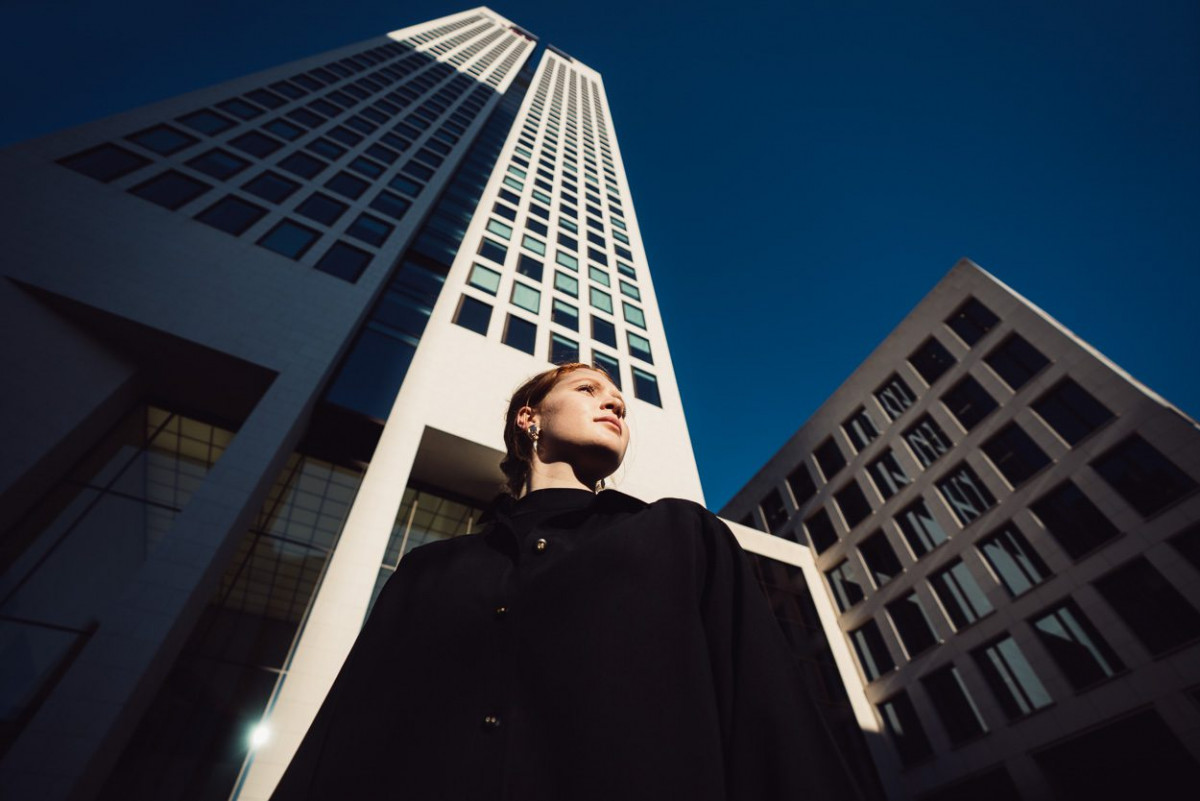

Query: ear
[515,405,537,431]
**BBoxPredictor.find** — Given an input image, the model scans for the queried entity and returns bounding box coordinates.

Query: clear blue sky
[4,0,1197,509]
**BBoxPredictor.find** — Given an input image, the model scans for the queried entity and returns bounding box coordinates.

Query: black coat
[270,488,822,800]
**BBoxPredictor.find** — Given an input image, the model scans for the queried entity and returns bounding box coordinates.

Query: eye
[577,383,597,394]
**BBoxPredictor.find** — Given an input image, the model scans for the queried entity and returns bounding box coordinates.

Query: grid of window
[834,480,872,529]
[1090,434,1197,518]
[876,373,917,421]
[977,523,1050,597]
[903,415,953,468]
[944,297,999,346]
[937,463,996,526]
[895,499,949,557]
[985,334,1050,391]
[929,560,994,629]
[1030,599,1125,690]
[867,450,910,500]
[972,636,1052,719]
[1030,481,1120,559]
[1032,377,1114,445]
[909,337,956,385]
[826,560,865,611]
[859,530,903,586]
[843,407,879,451]
[887,592,939,657]
[941,375,998,430]
[805,507,838,553]
[981,422,1051,487]
[814,437,846,480]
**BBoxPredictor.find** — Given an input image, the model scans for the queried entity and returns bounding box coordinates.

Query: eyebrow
[572,375,624,402]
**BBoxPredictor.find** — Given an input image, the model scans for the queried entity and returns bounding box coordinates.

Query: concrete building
[721,259,1200,799]
[0,7,885,801]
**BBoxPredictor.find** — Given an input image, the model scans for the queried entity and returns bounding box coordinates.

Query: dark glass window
[591,316,616,348]
[930,560,994,629]
[760,488,789,533]
[945,297,999,346]
[1171,523,1200,573]
[454,295,492,335]
[551,299,578,331]
[278,151,328,179]
[517,255,543,282]
[388,175,422,197]
[1030,481,1120,559]
[826,560,864,611]
[314,241,371,283]
[941,375,998,430]
[346,214,393,247]
[876,373,917,421]
[632,368,662,407]
[878,692,932,766]
[834,481,872,529]
[627,332,653,364]
[972,635,1051,719]
[887,591,939,657]
[493,202,517,221]
[129,170,210,210]
[263,118,305,141]
[502,315,537,355]
[402,160,435,181]
[982,423,1051,487]
[550,334,579,365]
[1094,558,1200,655]
[843,407,879,451]
[229,131,284,158]
[921,665,988,745]
[895,499,949,557]
[903,414,953,467]
[306,138,347,160]
[1030,599,1125,690]
[909,337,956,385]
[937,463,996,526]
[591,352,621,389]
[325,171,370,200]
[327,125,363,146]
[187,148,250,180]
[194,196,267,235]
[245,88,286,109]
[1091,435,1197,517]
[978,524,1050,597]
[985,334,1050,391]
[1032,378,1114,445]
[348,156,385,179]
[804,507,838,553]
[287,107,326,128]
[126,124,198,155]
[814,437,846,480]
[295,193,348,225]
[868,450,910,500]
[366,143,400,165]
[177,109,236,135]
[59,143,150,182]
[850,620,895,681]
[859,530,902,586]
[368,190,411,220]
[258,220,320,259]
[787,463,817,506]
[242,171,300,203]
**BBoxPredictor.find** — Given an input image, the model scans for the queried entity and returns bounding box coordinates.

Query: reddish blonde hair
[500,362,613,497]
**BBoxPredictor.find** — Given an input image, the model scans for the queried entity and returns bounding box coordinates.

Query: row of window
[874,534,1200,765]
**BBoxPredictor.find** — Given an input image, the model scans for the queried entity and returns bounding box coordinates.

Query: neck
[523,460,597,497]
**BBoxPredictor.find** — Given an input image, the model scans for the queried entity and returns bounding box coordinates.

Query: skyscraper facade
[722,260,1200,799]
[0,8,744,799]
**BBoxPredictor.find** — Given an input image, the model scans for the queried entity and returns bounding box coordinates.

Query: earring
[528,423,539,444]
[595,478,605,491]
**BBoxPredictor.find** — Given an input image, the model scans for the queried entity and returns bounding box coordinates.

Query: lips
[597,416,622,433]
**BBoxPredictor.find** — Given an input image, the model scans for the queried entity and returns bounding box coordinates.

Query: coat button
[483,715,501,729]
[494,605,508,618]
[534,538,547,553]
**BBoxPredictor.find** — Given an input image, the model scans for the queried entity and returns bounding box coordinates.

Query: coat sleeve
[694,507,847,800]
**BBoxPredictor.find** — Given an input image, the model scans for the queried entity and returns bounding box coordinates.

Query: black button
[483,714,501,729]
[534,537,547,553]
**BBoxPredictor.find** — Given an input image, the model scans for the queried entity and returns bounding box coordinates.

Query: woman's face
[522,368,630,480]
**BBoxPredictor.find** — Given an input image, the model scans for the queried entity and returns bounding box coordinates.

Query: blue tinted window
[126,124,198,156]
[368,190,410,220]
[306,138,346,160]
[177,109,237,135]
[258,220,320,259]
[246,88,286,109]
[218,98,264,120]
[324,171,369,199]
[129,170,211,210]
[503,315,537,354]
[454,295,492,335]
[277,151,327,179]
[295,193,348,225]
[187,149,250,180]
[58,143,150,182]
[263,119,305,141]
[230,131,284,158]
[315,241,372,282]
[286,107,325,128]
[632,368,661,407]
[242,171,300,203]
[194,196,267,235]
[346,214,393,247]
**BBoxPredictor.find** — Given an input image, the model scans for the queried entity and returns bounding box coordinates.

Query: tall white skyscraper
[0,8,717,799]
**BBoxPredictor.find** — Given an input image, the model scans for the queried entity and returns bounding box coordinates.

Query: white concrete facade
[721,259,1200,800]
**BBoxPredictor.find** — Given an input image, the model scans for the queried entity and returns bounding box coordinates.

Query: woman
[271,363,825,800]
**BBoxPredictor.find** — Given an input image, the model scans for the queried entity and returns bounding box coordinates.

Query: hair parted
[500,362,614,497]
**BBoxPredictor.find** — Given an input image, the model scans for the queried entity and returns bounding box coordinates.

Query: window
[834,481,872,529]
[314,241,371,282]
[551,299,578,331]
[1171,523,1200,573]
[921,665,988,745]
[1031,599,1125,690]
[1030,481,1120,559]
[177,108,236,135]
[878,692,933,766]
[985,334,1050,391]
[523,235,547,256]
[591,316,616,348]
[278,151,327,179]
[588,265,611,287]
[982,423,1050,487]
[126,124,198,156]
[502,315,537,354]
[875,373,917,421]
[978,524,1050,597]
[930,560,994,629]
[1090,435,1197,517]
[368,190,410,221]
[194,196,266,235]
[468,264,501,295]
[589,287,613,314]
[129,170,211,210]
[557,251,579,271]
[346,214,393,247]
[826,560,864,611]
[187,148,250,180]
[972,635,1052,719]
[909,337,956,385]
[325,172,370,200]
[516,254,543,281]
[941,375,997,430]
[632,368,661,407]
[760,488,789,533]
[868,450,910,500]
[1094,557,1200,655]
[511,282,541,314]
[850,620,895,681]
[787,464,817,507]
[550,334,578,365]
[859,530,903,586]
[619,280,640,301]
[388,175,422,198]
[478,238,508,266]
[903,415,952,467]
[486,218,513,240]
[945,297,999,346]
[1032,378,1114,445]
[887,592,939,657]
[592,352,621,389]
[804,507,838,553]
[229,131,284,158]
[814,437,846,480]
[264,118,305,141]
[257,220,319,259]
[295,193,348,225]
[453,295,491,335]
[895,499,949,557]
[627,332,652,364]
[554,271,579,297]
[843,407,879,451]
[937,464,996,526]
[242,171,300,203]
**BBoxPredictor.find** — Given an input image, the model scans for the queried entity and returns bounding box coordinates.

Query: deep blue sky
[4,0,1197,509]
